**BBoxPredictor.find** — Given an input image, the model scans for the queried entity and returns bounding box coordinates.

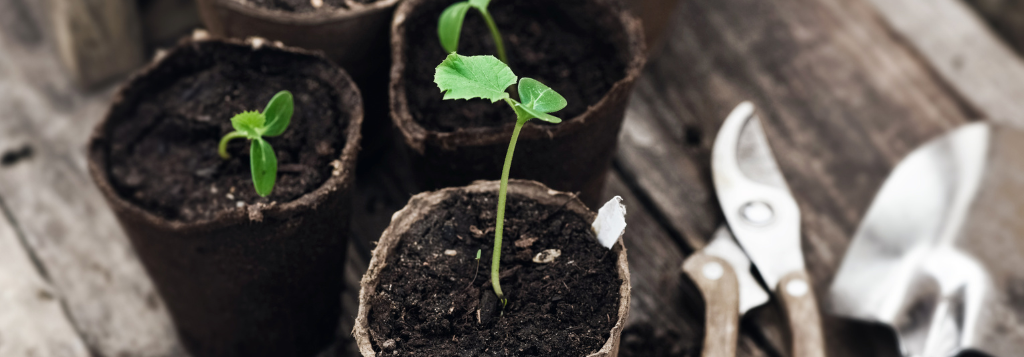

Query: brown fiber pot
[353,179,631,356]
[390,0,646,209]
[196,0,399,75]
[196,0,400,160]
[87,37,362,357]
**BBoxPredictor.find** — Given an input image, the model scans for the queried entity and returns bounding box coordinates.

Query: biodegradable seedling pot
[196,0,399,74]
[88,37,363,357]
[353,180,631,356]
[196,0,401,162]
[390,0,646,209]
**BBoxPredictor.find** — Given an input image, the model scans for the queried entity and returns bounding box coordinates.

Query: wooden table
[3,0,1024,355]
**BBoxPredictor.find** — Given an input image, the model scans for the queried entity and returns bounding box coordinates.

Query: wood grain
[0,203,90,357]
[613,0,981,355]
[683,253,740,357]
[0,5,186,354]
[39,0,145,88]
[867,0,1024,127]
[777,271,825,357]
[965,0,1024,55]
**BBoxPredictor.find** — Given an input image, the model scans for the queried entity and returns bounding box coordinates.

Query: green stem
[478,8,508,65]
[218,131,247,159]
[492,117,526,307]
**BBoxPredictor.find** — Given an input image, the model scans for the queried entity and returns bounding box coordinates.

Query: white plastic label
[592,196,627,249]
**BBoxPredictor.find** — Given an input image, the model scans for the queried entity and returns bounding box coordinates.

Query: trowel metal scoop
[828,122,1024,356]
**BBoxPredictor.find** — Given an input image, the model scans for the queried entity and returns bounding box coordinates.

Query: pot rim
[353,179,631,357]
[208,0,402,26]
[389,0,647,153]
[87,36,364,234]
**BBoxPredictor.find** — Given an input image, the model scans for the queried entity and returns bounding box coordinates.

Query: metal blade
[704,226,771,314]
[712,102,803,291]
[826,122,1024,357]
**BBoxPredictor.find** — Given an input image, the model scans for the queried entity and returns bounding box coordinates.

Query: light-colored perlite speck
[330,160,343,176]
[533,249,561,264]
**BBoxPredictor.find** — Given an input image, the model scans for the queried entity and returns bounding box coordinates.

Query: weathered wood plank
[605,172,771,357]
[35,0,145,88]
[0,202,90,357]
[867,0,1024,127]
[614,0,981,355]
[965,0,1024,55]
[0,13,185,356]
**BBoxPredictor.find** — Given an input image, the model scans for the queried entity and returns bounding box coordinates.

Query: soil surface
[246,0,376,12]
[403,0,627,131]
[107,44,348,222]
[368,190,622,356]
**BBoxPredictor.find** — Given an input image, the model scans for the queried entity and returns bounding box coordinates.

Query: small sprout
[218,90,294,197]
[435,53,567,310]
[437,0,509,64]
[468,249,482,288]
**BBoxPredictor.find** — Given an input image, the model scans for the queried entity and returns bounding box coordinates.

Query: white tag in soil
[592,196,627,249]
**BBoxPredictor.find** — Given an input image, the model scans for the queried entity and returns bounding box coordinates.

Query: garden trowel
[829,122,1024,357]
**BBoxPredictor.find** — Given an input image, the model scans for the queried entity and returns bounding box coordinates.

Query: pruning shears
[683,102,826,357]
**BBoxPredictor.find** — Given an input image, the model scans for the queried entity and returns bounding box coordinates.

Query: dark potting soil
[245,0,376,13]
[368,190,622,356]
[404,0,627,132]
[107,44,348,222]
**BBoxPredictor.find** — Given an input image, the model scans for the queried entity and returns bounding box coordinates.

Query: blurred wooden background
[2,0,1024,356]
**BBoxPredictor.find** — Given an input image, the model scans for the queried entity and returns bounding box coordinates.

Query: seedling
[435,53,566,308]
[468,249,482,288]
[437,0,509,65]
[218,90,294,197]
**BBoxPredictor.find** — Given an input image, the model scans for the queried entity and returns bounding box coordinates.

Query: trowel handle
[682,252,740,357]
[778,270,826,357]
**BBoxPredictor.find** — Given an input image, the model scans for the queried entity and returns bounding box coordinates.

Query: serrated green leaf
[468,0,489,10]
[435,53,516,103]
[438,2,471,54]
[518,78,567,114]
[231,111,265,139]
[262,90,293,137]
[250,138,278,197]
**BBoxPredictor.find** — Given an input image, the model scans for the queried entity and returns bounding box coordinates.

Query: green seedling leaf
[250,138,278,197]
[219,90,294,197]
[468,0,490,9]
[518,78,566,113]
[513,103,561,123]
[435,53,516,102]
[438,2,471,53]
[433,56,569,313]
[262,91,293,137]
[512,78,566,123]
[231,111,265,138]
[435,0,508,64]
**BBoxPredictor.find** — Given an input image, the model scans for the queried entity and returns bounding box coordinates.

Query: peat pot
[353,180,631,356]
[196,0,399,75]
[390,0,646,209]
[88,37,363,357]
[196,0,401,161]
